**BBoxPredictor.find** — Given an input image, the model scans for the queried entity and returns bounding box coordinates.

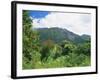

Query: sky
[28,10,91,35]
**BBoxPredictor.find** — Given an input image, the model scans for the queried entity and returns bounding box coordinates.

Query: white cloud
[32,12,91,35]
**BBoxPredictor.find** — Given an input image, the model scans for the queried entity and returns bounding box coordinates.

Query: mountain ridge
[34,27,90,44]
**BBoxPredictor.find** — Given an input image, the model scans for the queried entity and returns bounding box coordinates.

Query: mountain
[35,27,90,44]
[81,34,91,41]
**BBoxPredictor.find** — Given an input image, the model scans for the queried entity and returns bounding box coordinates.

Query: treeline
[22,11,91,69]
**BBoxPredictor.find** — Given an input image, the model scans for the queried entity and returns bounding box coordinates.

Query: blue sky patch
[29,10,50,19]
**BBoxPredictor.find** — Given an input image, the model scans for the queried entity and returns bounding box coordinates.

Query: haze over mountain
[34,27,90,44]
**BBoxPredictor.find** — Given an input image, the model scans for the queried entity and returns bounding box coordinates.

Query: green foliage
[75,41,91,56]
[22,11,91,69]
[22,10,41,69]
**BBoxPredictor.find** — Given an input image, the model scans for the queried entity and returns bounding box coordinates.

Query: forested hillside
[22,10,91,69]
[36,27,90,44]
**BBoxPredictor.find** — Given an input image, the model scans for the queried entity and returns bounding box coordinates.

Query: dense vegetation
[22,10,91,69]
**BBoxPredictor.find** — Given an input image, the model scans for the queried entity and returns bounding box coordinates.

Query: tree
[40,39,55,61]
[60,40,76,55]
[23,10,40,69]
[23,10,33,61]
[75,41,91,56]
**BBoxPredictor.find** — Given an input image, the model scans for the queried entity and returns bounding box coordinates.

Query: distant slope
[35,27,90,44]
[81,34,91,41]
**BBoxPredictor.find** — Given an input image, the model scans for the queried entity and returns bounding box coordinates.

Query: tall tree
[23,10,40,61]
